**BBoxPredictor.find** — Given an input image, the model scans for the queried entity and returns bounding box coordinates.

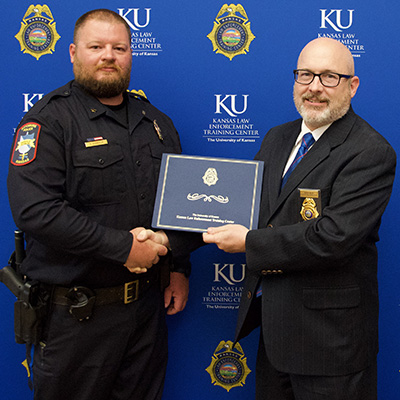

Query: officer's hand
[124,228,168,273]
[136,229,170,248]
[164,272,189,315]
[203,224,248,253]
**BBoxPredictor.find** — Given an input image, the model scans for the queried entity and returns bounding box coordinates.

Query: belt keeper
[124,280,139,304]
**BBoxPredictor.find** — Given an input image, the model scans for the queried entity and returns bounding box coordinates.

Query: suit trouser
[256,333,377,400]
[32,283,168,400]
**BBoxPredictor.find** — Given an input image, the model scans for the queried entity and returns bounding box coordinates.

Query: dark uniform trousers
[32,283,167,400]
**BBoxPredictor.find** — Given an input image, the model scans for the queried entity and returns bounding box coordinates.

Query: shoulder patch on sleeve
[11,123,41,166]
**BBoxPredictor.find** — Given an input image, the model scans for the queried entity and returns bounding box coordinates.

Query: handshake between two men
[125,224,249,274]
[124,227,170,274]
[124,227,185,316]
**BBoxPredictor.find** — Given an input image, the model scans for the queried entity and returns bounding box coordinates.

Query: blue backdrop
[1,1,399,399]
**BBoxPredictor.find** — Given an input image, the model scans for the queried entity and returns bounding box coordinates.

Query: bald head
[293,38,359,131]
[297,38,355,76]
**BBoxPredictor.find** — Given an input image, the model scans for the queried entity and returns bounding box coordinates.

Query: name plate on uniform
[152,154,264,232]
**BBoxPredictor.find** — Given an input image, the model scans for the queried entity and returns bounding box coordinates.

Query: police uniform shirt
[7,81,185,288]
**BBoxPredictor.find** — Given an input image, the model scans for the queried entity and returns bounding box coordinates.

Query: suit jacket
[235,107,396,376]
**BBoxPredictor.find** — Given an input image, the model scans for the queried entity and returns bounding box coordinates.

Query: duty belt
[51,278,153,307]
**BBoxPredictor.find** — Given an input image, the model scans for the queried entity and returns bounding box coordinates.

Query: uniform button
[142,110,146,116]
[140,193,146,199]
[98,158,104,165]
[136,160,141,166]
[247,291,252,299]
[261,270,269,275]
[267,224,273,228]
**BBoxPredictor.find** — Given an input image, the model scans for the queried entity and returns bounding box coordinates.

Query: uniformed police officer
[7,9,195,400]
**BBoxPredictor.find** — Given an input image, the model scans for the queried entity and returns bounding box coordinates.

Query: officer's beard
[73,58,131,99]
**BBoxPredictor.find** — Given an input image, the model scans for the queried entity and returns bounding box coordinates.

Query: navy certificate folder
[152,154,264,232]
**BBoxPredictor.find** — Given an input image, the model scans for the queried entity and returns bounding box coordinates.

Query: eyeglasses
[293,69,353,88]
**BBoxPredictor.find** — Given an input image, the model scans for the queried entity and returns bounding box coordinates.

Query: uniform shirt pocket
[72,143,126,205]
[149,143,177,159]
[149,143,179,182]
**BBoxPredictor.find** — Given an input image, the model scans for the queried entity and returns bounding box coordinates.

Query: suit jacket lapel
[270,128,297,203]
[268,108,357,221]
[257,121,300,228]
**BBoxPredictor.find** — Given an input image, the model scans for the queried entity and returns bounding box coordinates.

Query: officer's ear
[69,43,76,64]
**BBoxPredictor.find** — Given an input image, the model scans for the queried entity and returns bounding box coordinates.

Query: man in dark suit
[203,38,396,399]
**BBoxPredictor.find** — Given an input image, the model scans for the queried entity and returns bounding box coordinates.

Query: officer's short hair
[73,9,131,44]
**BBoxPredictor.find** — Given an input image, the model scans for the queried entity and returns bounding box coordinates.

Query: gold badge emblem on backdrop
[15,4,61,60]
[207,4,255,61]
[206,340,251,392]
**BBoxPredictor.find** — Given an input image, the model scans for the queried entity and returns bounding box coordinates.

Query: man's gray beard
[294,94,351,128]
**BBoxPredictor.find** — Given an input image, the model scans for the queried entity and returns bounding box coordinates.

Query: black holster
[13,282,49,345]
[0,231,49,345]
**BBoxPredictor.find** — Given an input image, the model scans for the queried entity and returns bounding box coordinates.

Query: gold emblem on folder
[202,168,219,186]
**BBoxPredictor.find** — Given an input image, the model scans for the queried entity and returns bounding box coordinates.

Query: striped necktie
[281,132,315,188]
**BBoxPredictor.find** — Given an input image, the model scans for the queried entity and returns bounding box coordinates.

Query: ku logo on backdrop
[320,9,354,31]
[23,93,44,112]
[118,7,163,56]
[118,8,151,30]
[318,9,365,57]
[203,263,245,310]
[203,94,260,143]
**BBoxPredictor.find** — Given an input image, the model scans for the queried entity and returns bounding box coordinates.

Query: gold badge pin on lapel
[299,189,321,221]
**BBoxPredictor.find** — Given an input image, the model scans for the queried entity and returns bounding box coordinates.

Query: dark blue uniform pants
[32,284,168,400]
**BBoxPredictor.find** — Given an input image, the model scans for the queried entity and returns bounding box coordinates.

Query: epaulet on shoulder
[128,89,150,103]
[48,82,74,99]
[30,83,72,113]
